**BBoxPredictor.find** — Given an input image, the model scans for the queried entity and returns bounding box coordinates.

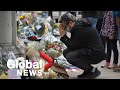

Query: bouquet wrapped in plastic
[45,41,63,58]
[27,41,45,52]
[27,54,58,79]
[0,64,8,79]
[34,22,45,37]
[24,47,58,79]
[53,23,60,36]
[41,33,66,58]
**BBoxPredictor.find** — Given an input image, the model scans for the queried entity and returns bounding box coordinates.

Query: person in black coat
[81,11,100,28]
[96,11,105,33]
[58,13,106,79]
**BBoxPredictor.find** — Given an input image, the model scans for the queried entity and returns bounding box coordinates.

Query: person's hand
[116,17,120,26]
[59,24,66,37]
[109,36,114,40]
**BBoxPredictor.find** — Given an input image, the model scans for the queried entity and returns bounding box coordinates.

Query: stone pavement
[67,60,120,79]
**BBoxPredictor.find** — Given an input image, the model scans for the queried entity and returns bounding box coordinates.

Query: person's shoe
[101,62,110,68]
[78,68,101,79]
[77,71,89,78]
[113,66,120,72]
[107,64,118,69]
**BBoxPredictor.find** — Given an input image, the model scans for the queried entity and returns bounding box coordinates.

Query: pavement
[67,60,120,79]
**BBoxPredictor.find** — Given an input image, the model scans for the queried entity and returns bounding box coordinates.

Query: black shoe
[78,68,101,79]
[77,71,89,78]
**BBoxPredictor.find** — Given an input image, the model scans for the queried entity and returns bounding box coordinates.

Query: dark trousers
[101,36,119,64]
[96,18,103,34]
[63,48,103,72]
[100,35,106,49]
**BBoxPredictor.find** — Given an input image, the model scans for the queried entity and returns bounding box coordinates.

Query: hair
[58,12,76,24]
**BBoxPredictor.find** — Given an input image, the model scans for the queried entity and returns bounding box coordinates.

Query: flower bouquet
[45,41,63,59]
[27,41,46,52]
[53,23,60,36]
[0,64,8,79]
[28,57,58,79]
[34,22,45,37]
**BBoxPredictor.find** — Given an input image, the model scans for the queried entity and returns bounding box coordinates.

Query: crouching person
[58,13,106,79]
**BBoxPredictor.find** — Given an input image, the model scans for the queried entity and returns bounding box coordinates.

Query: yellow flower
[0,73,8,79]
[18,15,24,20]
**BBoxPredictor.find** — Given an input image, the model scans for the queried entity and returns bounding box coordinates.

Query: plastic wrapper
[17,18,23,27]
[17,11,51,39]
[42,72,50,79]
[40,33,67,59]
[28,41,45,52]
[17,33,26,39]
[20,18,28,27]
[48,68,58,79]
[41,33,61,42]
[53,23,60,36]
[55,55,71,66]
[7,51,16,60]
[25,15,31,25]
[46,48,61,59]
[42,69,58,79]
[53,28,60,36]
[16,38,25,53]
[41,33,67,50]
[25,28,36,38]
[25,47,40,60]
[36,69,58,79]
[51,63,69,79]
[32,58,58,79]
[46,22,52,32]
[25,50,58,79]
[34,23,45,37]
[0,73,8,79]
[0,64,8,79]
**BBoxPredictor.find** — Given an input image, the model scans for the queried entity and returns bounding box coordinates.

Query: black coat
[60,19,106,60]
[81,11,100,19]
[96,11,105,33]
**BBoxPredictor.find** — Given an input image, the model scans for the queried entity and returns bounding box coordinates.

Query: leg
[112,24,120,71]
[64,49,101,79]
[65,49,101,73]
[100,35,106,50]
[63,48,72,58]
[111,39,119,65]
[65,49,92,71]
[106,38,112,63]
[106,38,119,69]
[101,38,111,68]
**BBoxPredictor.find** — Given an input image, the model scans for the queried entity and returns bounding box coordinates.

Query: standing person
[112,11,120,71]
[96,11,106,49]
[58,13,106,79]
[101,11,119,69]
[96,11,105,33]
[81,11,100,28]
